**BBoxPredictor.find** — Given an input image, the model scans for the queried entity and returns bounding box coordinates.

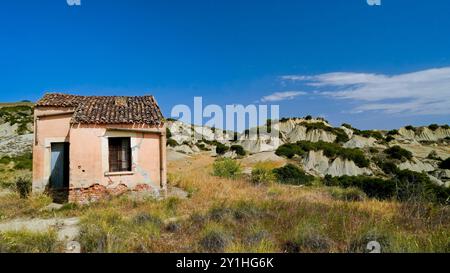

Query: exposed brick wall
[68,183,155,204]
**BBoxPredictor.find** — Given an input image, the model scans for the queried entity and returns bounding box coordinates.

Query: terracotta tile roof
[36,93,164,125]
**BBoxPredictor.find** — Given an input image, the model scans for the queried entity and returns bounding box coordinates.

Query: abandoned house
[32,93,167,204]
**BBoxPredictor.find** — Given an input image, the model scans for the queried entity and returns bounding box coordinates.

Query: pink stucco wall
[32,107,166,197]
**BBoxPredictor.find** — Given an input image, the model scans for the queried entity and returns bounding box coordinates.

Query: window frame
[108,137,132,173]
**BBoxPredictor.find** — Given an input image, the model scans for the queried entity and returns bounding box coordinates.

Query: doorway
[50,142,70,203]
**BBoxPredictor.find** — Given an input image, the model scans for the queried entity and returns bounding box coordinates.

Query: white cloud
[282,67,450,115]
[261,91,306,102]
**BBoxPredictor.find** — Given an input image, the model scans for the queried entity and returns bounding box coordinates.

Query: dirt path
[0,217,80,241]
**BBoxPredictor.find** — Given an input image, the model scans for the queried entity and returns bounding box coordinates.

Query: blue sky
[0,0,449,129]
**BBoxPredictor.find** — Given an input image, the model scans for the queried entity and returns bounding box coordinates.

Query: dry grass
[0,154,449,252]
[69,154,449,253]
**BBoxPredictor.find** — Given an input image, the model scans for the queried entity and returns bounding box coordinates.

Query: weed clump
[199,224,231,252]
[251,162,276,185]
[212,158,242,179]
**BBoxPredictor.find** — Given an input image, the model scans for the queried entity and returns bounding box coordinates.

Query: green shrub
[215,143,230,155]
[166,127,172,138]
[275,141,370,168]
[385,136,395,142]
[0,156,12,165]
[328,168,450,204]
[378,161,399,175]
[273,164,314,185]
[393,169,445,203]
[13,153,32,170]
[369,147,379,154]
[166,138,178,147]
[384,146,413,161]
[428,124,439,131]
[195,142,210,151]
[387,129,399,136]
[251,163,276,185]
[324,175,396,200]
[439,158,450,170]
[230,145,246,156]
[15,174,32,198]
[405,125,415,131]
[212,158,241,179]
[427,151,441,160]
[275,143,305,159]
[0,153,33,170]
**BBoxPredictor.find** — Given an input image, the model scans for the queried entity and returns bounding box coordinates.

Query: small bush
[369,147,379,154]
[283,223,334,253]
[195,142,210,151]
[212,158,242,179]
[208,205,232,221]
[166,138,178,147]
[427,151,441,161]
[329,187,367,202]
[387,129,399,136]
[232,201,264,221]
[428,124,439,131]
[199,224,231,253]
[251,162,276,185]
[230,145,246,156]
[215,143,230,155]
[405,125,415,131]
[379,161,399,175]
[324,175,396,200]
[385,136,395,142]
[439,158,450,170]
[273,164,314,186]
[275,143,305,159]
[384,146,413,162]
[166,127,172,138]
[132,212,162,226]
[15,174,32,198]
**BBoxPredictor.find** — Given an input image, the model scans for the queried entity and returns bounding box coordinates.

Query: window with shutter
[108,137,132,172]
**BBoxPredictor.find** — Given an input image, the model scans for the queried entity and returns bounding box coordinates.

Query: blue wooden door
[50,143,69,189]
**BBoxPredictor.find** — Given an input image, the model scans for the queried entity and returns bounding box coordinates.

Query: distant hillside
[166,117,450,187]
[0,103,34,174]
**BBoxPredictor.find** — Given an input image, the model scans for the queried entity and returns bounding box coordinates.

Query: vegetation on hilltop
[300,122,349,143]
[0,105,34,135]
[342,123,384,140]
[276,141,370,168]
